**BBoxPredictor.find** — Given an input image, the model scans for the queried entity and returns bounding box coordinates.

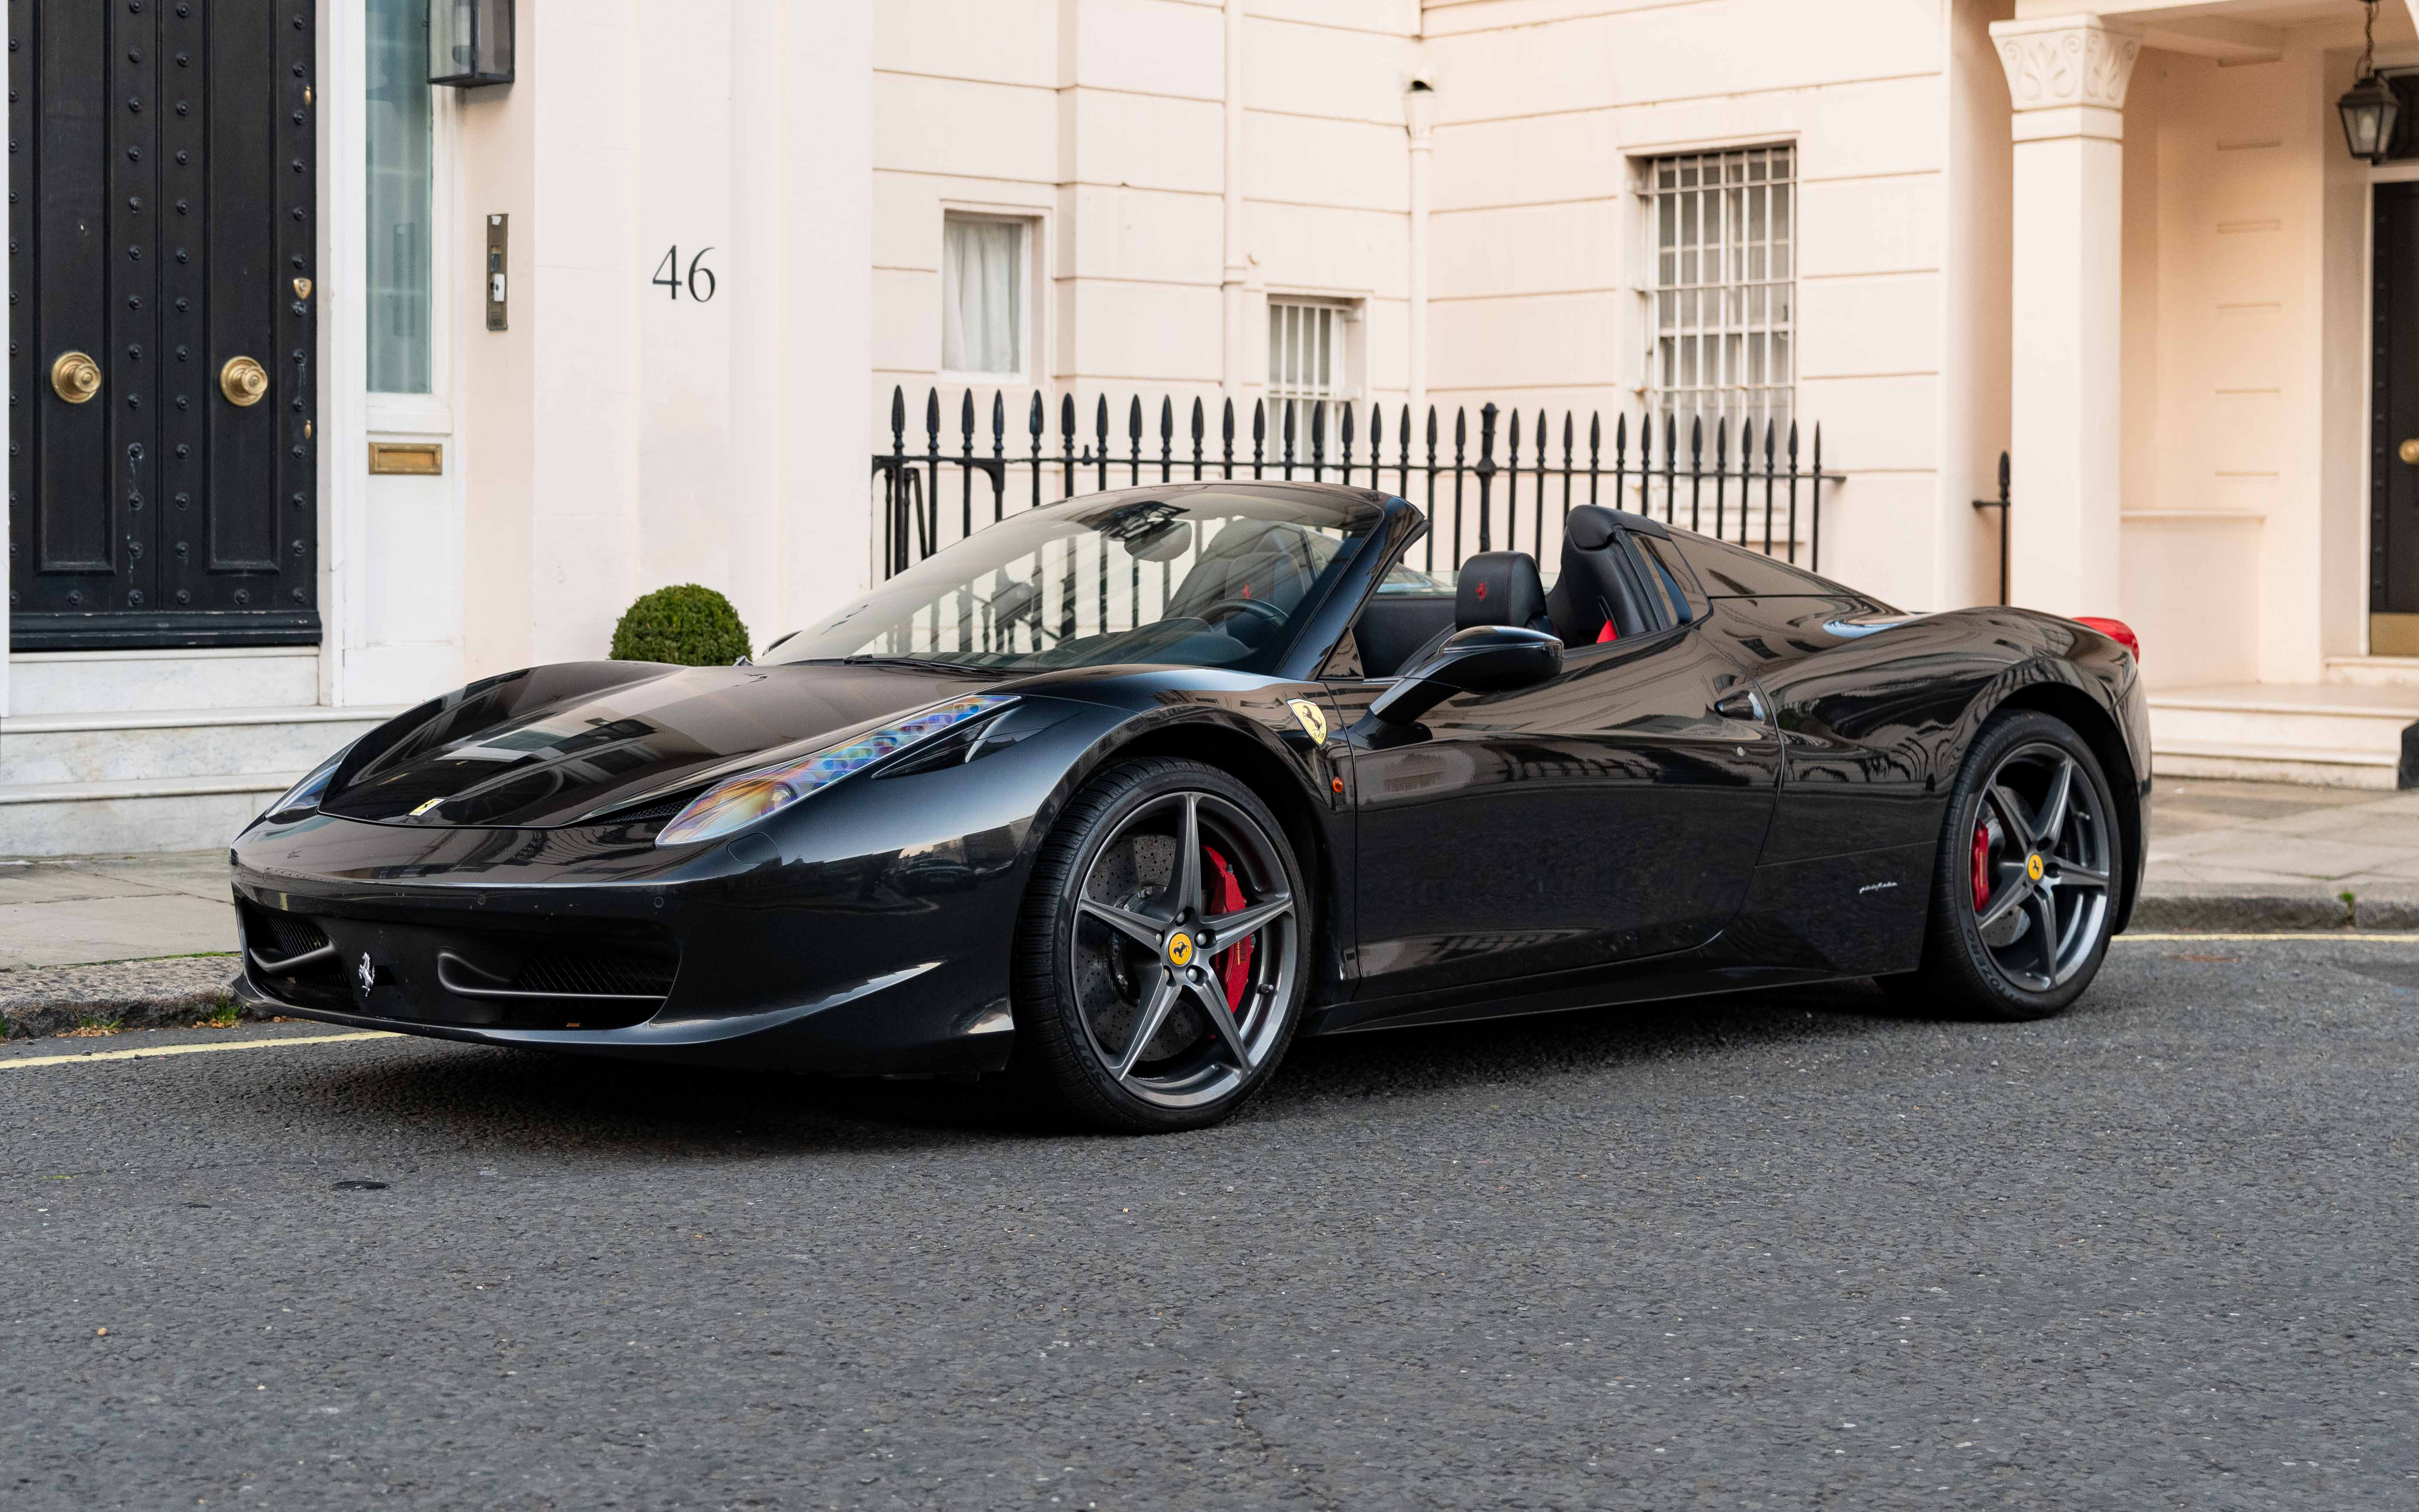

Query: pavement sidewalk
[2140,777,2419,929]
[4,776,2418,1037]
[0,850,250,1038]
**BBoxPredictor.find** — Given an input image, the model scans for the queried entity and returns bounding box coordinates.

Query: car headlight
[656,695,1016,848]
[260,740,357,823]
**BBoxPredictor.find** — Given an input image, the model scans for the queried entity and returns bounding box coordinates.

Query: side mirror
[1367,625,1563,725]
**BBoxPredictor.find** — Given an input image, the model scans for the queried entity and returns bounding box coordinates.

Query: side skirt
[1302,949,1857,1038]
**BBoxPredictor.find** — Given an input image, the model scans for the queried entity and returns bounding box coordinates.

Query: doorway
[8,0,318,650]
[2373,181,2419,656]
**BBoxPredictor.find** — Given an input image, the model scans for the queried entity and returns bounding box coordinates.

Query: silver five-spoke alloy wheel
[1969,740,2113,992]
[1067,789,1301,1111]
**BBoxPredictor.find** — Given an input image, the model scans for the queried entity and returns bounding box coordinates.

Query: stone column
[1221,0,1248,402]
[1990,15,2139,617]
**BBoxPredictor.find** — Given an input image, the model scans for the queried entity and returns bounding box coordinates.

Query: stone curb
[2133,889,2419,933]
[0,956,274,1041]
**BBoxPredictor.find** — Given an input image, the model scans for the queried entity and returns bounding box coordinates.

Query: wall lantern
[428,0,513,88]
[2339,0,2398,162]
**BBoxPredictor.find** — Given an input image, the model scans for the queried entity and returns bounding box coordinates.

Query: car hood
[318,660,1008,828]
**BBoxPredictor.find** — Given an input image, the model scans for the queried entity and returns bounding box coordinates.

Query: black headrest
[1456,551,1547,630]
[1564,505,1619,551]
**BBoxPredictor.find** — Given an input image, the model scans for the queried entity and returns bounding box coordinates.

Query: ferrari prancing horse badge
[1285,698,1329,745]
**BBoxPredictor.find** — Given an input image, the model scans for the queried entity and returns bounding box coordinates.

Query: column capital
[1991,14,2140,138]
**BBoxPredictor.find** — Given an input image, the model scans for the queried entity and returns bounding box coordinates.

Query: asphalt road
[3,938,2413,1510]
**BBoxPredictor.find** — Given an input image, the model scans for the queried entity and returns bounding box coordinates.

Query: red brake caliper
[1202,847,1253,1013]
[1971,822,1993,912]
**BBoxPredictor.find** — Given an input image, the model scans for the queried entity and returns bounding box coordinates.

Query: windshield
[766,484,1387,674]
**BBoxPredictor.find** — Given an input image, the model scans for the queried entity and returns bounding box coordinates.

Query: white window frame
[1635,143,1796,448]
[938,209,1039,385]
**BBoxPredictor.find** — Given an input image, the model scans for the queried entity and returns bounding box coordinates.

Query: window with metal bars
[1267,298,1356,444]
[1644,145,1794,448]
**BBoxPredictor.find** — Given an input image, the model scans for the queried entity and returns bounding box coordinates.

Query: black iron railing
[873,386,1839,580]
[1973,450,2012,607]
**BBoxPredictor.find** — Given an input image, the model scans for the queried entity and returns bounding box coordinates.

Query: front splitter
[231,958,1017,1075]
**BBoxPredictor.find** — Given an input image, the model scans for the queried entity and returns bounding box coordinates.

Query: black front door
[9,0,317,650]
[2374,182,2419,656]
[1338,625,1782,1005]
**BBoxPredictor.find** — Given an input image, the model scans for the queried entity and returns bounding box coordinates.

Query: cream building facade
[5,0,2418,854]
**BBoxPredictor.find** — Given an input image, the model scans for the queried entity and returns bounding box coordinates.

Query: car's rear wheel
[1888,710,2122,1021]
[1012,757,1308,1132]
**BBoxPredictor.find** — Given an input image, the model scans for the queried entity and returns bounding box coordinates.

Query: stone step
[2324,656,2419,688]
[0,699,406,857]
[0,772,301,856]
[7,646,321,715]
[2148,684,2419,791]
[0,705,399,788]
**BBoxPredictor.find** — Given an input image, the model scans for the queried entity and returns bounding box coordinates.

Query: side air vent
[257,909,330,961]
[433,938,679,1028]
[241,903,349,1011]
[501,948,677,1000]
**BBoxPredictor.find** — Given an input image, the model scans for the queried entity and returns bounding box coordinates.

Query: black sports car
[231,482,2148,1131]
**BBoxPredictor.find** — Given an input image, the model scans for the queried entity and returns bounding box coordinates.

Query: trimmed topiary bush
[610,583,752,666]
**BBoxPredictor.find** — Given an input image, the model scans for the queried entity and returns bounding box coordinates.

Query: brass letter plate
[369,441,444,476]
[2372,612,2419,658]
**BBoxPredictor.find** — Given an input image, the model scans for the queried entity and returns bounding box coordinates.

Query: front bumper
[227,960,995,1071]
[231,808,1029,1075]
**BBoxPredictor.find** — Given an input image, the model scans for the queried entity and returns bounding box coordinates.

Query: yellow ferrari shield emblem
[1286,698,1329,744]
[2026,853,2045,882]
[1166,932,1195,968]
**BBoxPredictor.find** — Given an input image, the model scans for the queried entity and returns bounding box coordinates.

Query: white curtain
[942,219,1023,375]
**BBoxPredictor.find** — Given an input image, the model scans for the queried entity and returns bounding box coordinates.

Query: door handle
[49,351,100,403]
[219,355,269,407]
[2401,439,2419,465]
[1713,688,1764,721]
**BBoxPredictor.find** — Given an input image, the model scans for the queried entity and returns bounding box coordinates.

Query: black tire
[1011,757,1310,1133]
[1886,710,2123,1021]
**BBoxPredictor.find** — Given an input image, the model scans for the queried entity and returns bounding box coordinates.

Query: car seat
[1165,520,1325,624]
[1394,550,1553,670]
[1546,506,1657,645]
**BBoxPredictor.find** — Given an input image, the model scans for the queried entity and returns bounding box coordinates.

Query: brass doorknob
[2401,438,2419,466]
[219,355,269,407]
[50,351,100,403]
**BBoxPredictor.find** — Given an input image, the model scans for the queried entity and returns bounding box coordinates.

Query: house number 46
[652,245,717,302]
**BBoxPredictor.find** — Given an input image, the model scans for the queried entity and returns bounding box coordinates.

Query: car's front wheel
[1888,709,2124,1021]
[1012,757,1309,1132]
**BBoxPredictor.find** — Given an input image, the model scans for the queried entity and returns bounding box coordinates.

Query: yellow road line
[0,1031,394,1071]
[2119,932,2419,943]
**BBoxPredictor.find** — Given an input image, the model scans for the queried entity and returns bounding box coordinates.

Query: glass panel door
[367,0,433,395]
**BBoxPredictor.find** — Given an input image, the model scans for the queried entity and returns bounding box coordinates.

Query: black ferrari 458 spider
[232,481,2148,1130]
